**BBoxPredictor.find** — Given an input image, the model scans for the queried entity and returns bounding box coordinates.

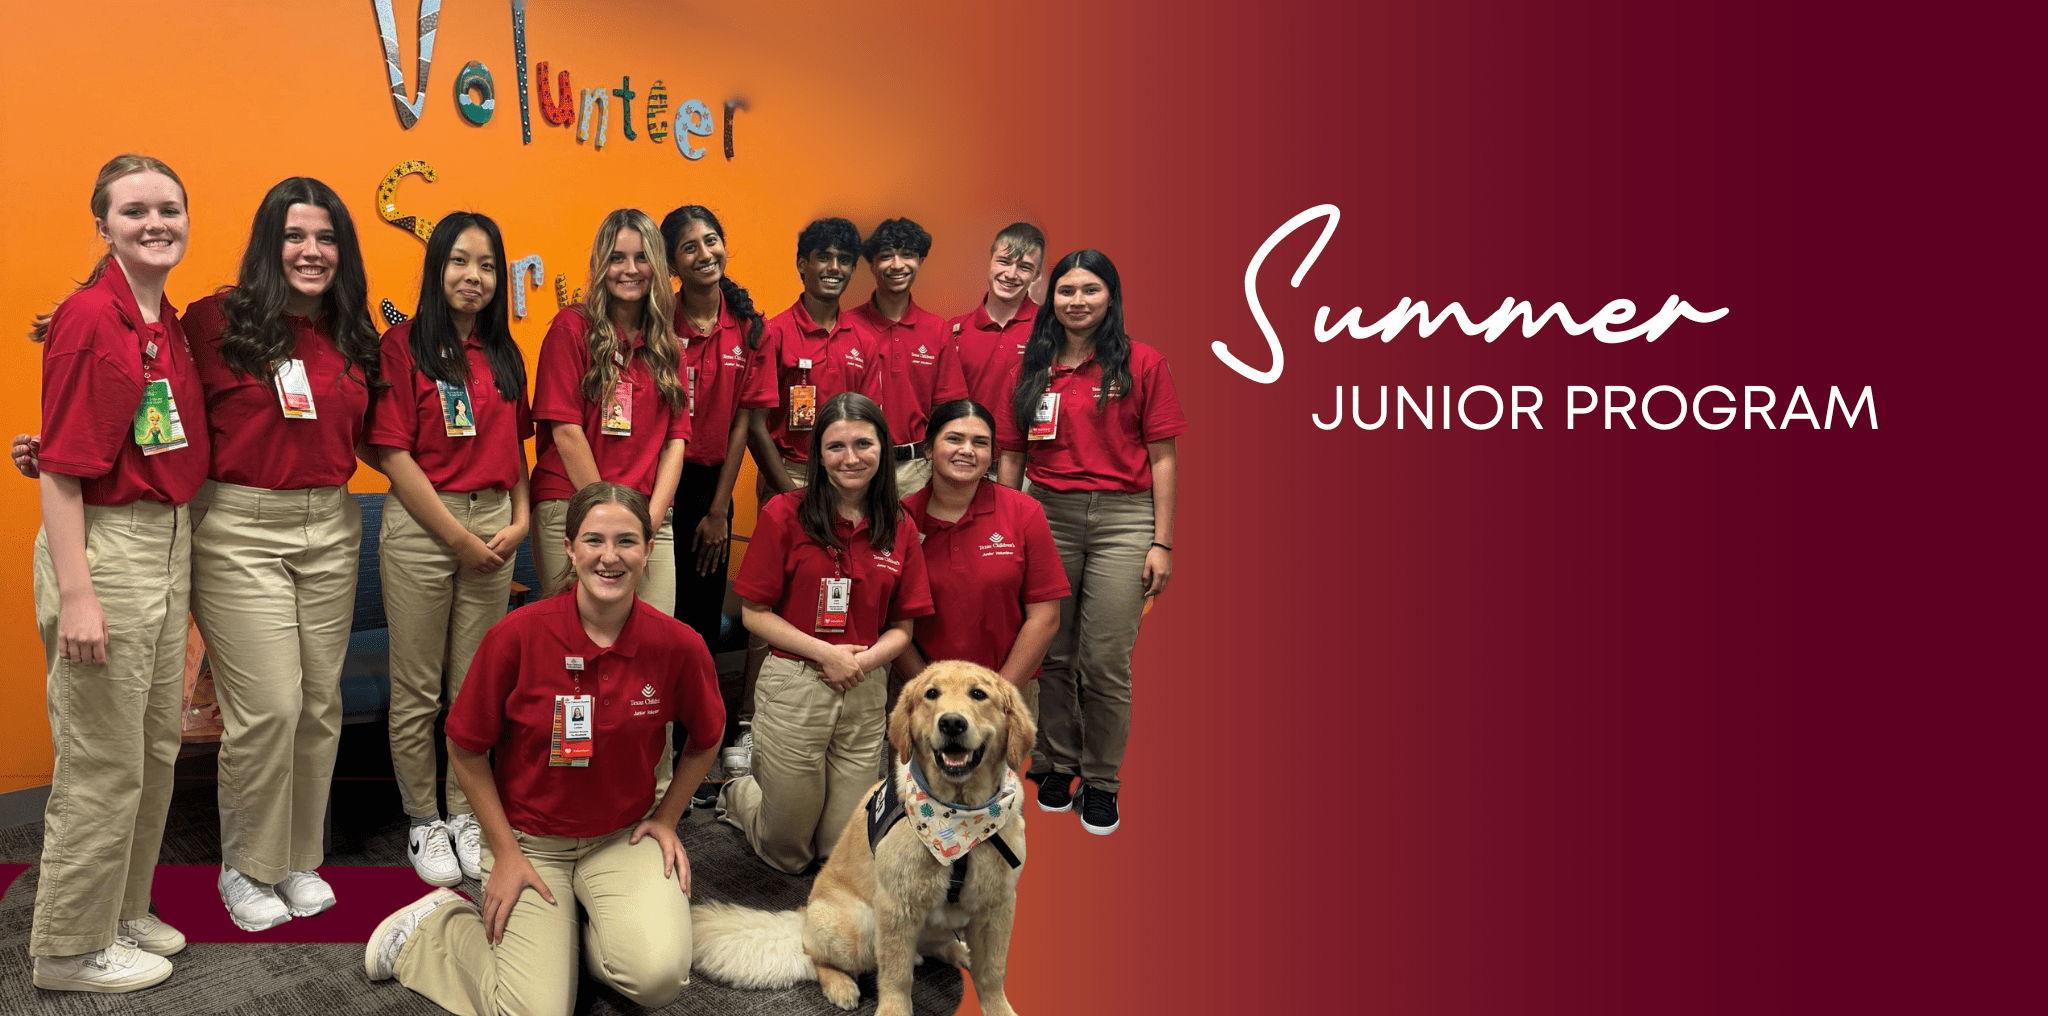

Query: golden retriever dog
[691,661,1033,1015]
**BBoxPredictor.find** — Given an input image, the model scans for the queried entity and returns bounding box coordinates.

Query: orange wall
[0,1,1028,791]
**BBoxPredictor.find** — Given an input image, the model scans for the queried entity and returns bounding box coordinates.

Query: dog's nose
[938,713,968,739]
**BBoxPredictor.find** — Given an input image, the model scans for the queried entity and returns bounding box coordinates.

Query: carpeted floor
[0,725,962,1014]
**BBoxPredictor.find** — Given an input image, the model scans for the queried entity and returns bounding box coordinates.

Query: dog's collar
[907,757,1010,813]
[867,760,1023,903]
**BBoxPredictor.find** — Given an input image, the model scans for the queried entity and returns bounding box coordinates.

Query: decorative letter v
[371,0,442,129]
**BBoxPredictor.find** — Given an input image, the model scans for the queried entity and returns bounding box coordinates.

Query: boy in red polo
[847,217,967,494]
[948,222,1045,424]
[742,218,878,496]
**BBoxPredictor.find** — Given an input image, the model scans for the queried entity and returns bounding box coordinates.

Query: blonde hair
[579,209,685,412]
[29,154,187,342]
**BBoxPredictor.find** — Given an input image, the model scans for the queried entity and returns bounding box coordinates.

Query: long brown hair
[29,154,186,342]
[213,177,381,391]
[579,209,686,413]
[799,392,900,553]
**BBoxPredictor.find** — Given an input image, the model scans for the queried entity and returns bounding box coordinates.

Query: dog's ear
[997,676,1035,774]
[889,668,932,766]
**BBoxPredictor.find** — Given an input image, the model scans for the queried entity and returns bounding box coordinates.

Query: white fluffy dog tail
[690,901,816,988]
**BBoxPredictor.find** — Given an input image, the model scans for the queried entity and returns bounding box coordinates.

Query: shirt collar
[95,257,177,330]
[544,589,644,658]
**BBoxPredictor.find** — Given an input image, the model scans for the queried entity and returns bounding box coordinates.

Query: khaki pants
[892,456,931,497]
[1033,488,1152,793]
[191,482,360,882]
[534,498,678,798]
[29,504,190,957]
[382,491,514,820]
[719,655,886,873]
[394,826,692,1015]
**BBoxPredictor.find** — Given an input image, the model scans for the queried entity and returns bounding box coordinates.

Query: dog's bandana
[895,760,1021,866]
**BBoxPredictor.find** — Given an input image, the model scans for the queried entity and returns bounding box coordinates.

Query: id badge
[790,358,817,431]
[1028,391,1060,441]
[131,378,190,456]
[276,358,318,419]
[602,378,634,436]
[816,576,851,632]
[551,694,595,765]
[687,366,698,417]
[437,380,476,437]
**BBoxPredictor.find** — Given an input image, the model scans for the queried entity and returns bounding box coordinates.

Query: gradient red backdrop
[4,2,2038,1014]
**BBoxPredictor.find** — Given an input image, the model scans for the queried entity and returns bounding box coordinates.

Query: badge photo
[601,378,634,436]
[275,357,319,419]
[131,378,190,456]
[1028,391,1060,441]
[437,379,476,437]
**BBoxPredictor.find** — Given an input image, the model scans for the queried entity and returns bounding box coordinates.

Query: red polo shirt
[741,300,880,463]
[675,297,755,467]
[38,260,210,506]
[185,293,372,490]
[369,322,532,492]
[995,341,1188,492]
[446,592,724,838]
[530,308,693,501]
[902,482,1069,676]
[948,298,1036,418]
[732,491,934,655]
[847,298,968,447]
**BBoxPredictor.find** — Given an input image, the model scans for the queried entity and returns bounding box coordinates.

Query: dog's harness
[867,761,1022,904]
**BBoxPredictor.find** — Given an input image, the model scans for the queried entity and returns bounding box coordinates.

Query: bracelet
[1151,541,1173,552]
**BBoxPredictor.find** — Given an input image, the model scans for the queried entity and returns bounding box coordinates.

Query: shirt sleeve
[1138,354,1190,442]
[739,324,781,409]
[664,389,695,442]
[446,615,517,754]
[366,330,421,451]
[670,633,726,754]
[531,312,589,425]
[934,335,969,405]
[731,495,793,606]
[38,304,144,480]
[1018,499,1072,604]
[887,515,936,622]
[993,358,1026,452]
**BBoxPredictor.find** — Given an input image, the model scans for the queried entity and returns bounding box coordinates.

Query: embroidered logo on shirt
[989,532,1005,545]
[642,683,656,698]
[917,344,929,355]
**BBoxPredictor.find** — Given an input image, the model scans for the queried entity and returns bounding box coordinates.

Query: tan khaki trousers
[1033,488,1152,793]
[29,503,190,957]
[394,826,692,1015]
[892,456,931,497]
[382,491,514,820]
[191,482,360,882]
[719,655,886,873]
[533,498,678,799]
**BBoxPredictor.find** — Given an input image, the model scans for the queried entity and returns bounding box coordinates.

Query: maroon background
[962,2,2042,1013]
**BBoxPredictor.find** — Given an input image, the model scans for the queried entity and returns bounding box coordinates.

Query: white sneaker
[721,725,754,779]
[446,813,483,881]
[277,870,338,918]
[32,938,173,993]
[407,820,461,887]
[365,888,473,981]
[218,866,292,933]
[116,914,187,956]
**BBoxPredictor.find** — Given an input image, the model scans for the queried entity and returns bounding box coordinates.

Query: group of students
[19,153,1186,1010]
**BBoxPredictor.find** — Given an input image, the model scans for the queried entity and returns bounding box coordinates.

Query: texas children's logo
[871,549,902,574]
[979,532,1016,558]
[630,682,662,717]
[912,343,937,365]
[1221,204,1877,433]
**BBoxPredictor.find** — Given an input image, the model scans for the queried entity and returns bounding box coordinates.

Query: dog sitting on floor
[690,660,1032,1015]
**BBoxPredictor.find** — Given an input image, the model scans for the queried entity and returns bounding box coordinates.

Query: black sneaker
[1077,785,1119,835]
[1036,772,1075,813]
